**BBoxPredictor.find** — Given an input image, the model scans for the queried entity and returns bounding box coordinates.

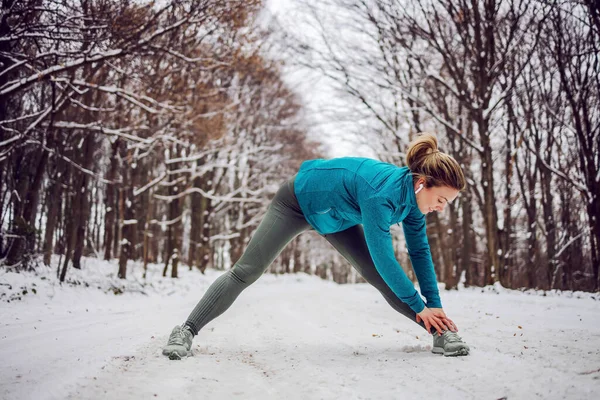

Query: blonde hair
[406,133,466,191]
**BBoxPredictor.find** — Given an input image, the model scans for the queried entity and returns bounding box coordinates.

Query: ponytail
[406,133,466,191]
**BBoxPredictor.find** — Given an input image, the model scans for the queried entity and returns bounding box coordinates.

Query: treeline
[284,0,599,291]
[0,0,322,281]
[2,0,598,294]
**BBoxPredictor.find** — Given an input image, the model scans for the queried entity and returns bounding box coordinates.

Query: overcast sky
[264,0,377,159]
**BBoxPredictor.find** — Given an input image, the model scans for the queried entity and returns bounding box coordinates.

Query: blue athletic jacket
[293,157,441,313]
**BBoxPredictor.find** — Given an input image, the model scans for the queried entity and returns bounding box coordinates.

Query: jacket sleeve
[361,196,426,314]
[401,207,442,308]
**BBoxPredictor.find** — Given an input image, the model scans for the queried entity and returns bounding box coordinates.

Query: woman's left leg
[183,175,311,336]
[322,224,433,333]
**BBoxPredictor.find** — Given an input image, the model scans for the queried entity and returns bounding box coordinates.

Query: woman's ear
[415,179,425,195]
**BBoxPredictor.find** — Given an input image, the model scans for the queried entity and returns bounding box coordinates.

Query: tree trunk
[444,202,461,290]
[150,199,160,264]
[541,165,557,289]
[500,128,514,288]
[59,178,77,282]
[43,175,63,266]
[164,144,182,278]
[293,238,303,274]
[197,195,212,273]
[461,187,475,287]
[280,245,292,274]
[6,145,48,270]
[72,134,95,269]
[142,190,153,279]
[0,161,4,258]
[118,142,135,280]
[104,139,120,260]
[188,161,205,268]
[479,131,502,286]
[91,179,101,256]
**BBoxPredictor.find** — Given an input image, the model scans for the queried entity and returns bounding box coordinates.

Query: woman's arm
[361,197,426,314]
[401,207,442,309]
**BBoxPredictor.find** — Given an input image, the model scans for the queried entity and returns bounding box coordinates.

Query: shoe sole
[165,350,192,360]
[432,347,470,357]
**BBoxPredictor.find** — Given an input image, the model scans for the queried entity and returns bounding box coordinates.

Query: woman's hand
[416,307,458,335]
[429,308,458,332]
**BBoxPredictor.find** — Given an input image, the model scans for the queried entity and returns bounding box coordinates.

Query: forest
[1,0,598,293]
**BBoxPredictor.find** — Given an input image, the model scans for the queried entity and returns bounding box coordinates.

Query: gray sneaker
[432,331,470,356]
[162,325,194,360]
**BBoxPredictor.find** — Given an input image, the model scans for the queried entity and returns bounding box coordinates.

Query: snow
[1,257,599,400]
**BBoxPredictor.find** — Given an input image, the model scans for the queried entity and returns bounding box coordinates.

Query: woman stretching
[163,133,470,359]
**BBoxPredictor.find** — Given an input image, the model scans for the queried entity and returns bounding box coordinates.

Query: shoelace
[443,331,463,343]
[167,327,188,345]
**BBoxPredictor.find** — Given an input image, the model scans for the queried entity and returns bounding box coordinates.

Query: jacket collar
[391,168,418,224]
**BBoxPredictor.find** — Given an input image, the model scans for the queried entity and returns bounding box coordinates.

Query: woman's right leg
[324,226,470,356]
[183,175,311,336]
[322,224,433,333]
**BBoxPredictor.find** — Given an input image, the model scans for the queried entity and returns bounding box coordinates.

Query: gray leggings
[184,175,430,336]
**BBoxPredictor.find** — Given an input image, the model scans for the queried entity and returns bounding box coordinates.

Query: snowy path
[1,269,600,400]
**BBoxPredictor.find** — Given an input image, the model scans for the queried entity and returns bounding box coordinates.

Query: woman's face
[414,179,459,215]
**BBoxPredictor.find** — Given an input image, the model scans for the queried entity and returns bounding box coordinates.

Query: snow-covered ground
[1,257,599,400]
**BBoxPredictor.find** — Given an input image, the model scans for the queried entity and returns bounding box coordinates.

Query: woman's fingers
[427,315,444,335]
[435,315,449,332]
[430,318,443,335]
[417,312,433,333]
[423,318,431,333]
[445,318,458,332]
